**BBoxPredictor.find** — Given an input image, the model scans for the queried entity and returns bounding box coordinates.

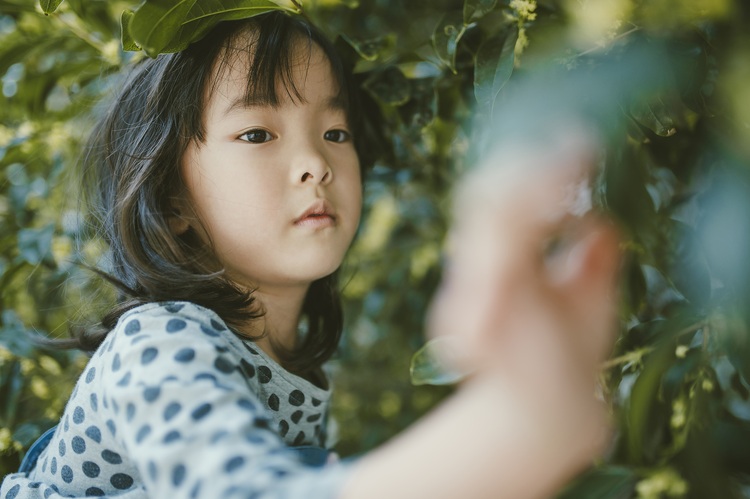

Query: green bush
[1,1,749,497]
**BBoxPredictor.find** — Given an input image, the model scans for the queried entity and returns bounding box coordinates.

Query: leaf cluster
[0,2,748,497]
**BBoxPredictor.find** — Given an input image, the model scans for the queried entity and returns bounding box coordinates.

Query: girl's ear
[168,196,192,236]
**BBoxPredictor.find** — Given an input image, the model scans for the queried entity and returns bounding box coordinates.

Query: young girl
[1,11,621,499]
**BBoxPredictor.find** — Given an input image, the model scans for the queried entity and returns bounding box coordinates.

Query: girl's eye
[324,129,351,143]
[239,129,273,143]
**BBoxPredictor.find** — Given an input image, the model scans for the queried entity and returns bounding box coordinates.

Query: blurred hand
[427,130,621,408]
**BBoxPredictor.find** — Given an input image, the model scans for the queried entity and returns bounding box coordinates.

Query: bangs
[210,14,350,110]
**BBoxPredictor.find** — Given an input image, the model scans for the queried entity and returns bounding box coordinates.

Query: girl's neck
[242,284,309,365]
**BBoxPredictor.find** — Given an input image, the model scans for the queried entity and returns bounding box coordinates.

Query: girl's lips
[294,199,337,228]
[294,214,336,228]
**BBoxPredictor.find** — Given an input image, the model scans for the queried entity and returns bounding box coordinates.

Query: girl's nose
[293,145,333,186]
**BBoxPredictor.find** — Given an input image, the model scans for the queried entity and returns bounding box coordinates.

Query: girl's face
[179,41,362,292]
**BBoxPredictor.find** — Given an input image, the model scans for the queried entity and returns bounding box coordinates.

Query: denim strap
[18,425,57,475]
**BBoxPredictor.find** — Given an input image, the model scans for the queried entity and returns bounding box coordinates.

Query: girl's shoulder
[101,300,240,355]
[90,300,253,389]
[115,300,229,336]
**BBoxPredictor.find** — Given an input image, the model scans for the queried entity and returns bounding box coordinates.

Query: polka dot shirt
[1,302,351,498]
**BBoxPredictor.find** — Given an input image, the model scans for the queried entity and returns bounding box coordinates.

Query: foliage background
[1,0,749,497]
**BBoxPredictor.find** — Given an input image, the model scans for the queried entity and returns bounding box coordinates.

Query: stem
[56,13,104,53]
[573,25,641,59]
[601,347,653,370]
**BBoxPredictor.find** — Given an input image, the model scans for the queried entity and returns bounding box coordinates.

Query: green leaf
[120,10,140,52]
[161,0,289,54]
[463,0,497,24]
[410,337,468,386]
[341,34,396,62]
[17,224,55,267]
[128,0,198,57]
[432,12,466,73]
[630,97,677,137]
[557,466,637,499]
[127,0,291,56]
[39,0,64,15]
[473,24,517,108]
[363,66,411,106]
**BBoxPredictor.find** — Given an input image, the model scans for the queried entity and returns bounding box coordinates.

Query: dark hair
[59,11,369,377]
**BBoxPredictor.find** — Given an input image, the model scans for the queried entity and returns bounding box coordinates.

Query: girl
[1,10,621,499]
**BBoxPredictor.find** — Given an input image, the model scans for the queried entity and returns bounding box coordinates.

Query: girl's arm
[342,137,621,499]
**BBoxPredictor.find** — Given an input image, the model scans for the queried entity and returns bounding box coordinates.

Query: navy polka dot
[237,398,256,411]
[28,482,41,489]
[124,319,141,336]
[215,345,229,353]
[90,393,98,411]
[240,359,255,379]
[72,436,86,454]
[172,464,186,486]
[116,371,131,387]
[312,398,322,407]
[291,410,303,424]
[163,430,181,443]
[85,425,102,443]
[85,367,96,383]
[111,473,134,490]
[278,420,289,438]
[5,484,20,499]
[200,324,219,337]
[136,425,152,443]
[245,433,265,445]
[61,464,74,483]
[243,344,259,355]
[214,356,234,374]
[224,456,245,473]
[164,402,181,421]
[106,419,116,436]
[289,390,305,406]
[141,347,158,365]
[268,394,279,411]
[174,347,195,363]
[82,461,100,478]
[166,318,187,333]
[50,457,57,475]
[41,458,47,473]
[63,416,69,432]
[85,487,105,496]
[147,460,158,481]
[131,335,150,345]
[144,386,161,402]
[194,372,217,383]
[126,403,136,422]
[258,366,272,383]
[102,396,108,409]
[43,487,54,499]
[211,430,229,443]
[191,403,212,420]
[190,481,202,498]
[112,353,121,372]
[307,413,321,422]
[102,449,122,464]
[210,318,226,331]
[293,431,306,446]
[58,439,66,457]
[111,399,119,414]
[164,302,185,313]
[73,406,85,424]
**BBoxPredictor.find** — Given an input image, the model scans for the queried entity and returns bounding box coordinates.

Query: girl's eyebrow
[222,94,346,117]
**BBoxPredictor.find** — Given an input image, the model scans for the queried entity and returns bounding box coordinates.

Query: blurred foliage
[1,0,749,497]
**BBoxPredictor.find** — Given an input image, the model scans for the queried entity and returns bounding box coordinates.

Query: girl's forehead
[206,35,335,109]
